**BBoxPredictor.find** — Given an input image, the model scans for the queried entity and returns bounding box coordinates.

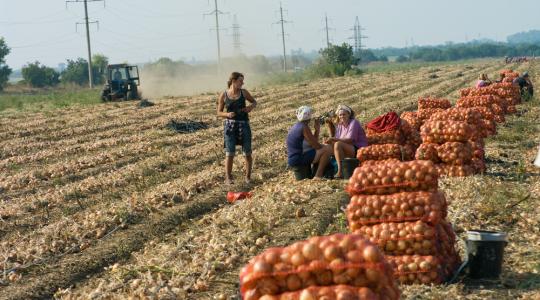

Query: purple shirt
[335,119,368,148]
[475,80,488,88]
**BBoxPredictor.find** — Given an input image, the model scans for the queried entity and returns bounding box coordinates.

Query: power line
[66,0,104,89]
[349,16,367,63]
[231,14,242,55]
[322,13,335,49]
[204,0,227,73]
[274,3,291,72]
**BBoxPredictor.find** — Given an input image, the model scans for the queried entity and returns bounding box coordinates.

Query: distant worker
[217,72,257,185]
[324,104,368,179]
[513,72,534,99]
[113,70,123,81]
[475,73,492,88]
[286,106,332,180]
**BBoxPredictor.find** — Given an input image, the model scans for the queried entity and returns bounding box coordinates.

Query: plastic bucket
[291,164,313,180]
[466,230,508,279]
[342,158,359,180]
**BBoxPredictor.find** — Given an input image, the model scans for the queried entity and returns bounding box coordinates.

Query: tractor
[101,64,141,101]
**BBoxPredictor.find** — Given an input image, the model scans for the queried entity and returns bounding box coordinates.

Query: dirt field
[1,59,539,299]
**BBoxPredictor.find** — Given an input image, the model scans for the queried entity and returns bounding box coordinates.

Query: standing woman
[217,72,257,184]
[325,104,368,178]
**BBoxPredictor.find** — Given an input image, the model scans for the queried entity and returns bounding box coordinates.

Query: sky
[1,0,540,70]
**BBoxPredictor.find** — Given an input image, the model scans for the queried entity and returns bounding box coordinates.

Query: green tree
[21,61,60,87]
[92,53,108,82]
[320,43,356,67]
[0,37,12,91]
[61,58,88,85]
[311,43,357,77]
[61,58,104,85]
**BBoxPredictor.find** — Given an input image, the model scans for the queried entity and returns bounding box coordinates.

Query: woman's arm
[241,89,257,113]
[326,119,336,137]
[217,92,234,118]
[303,124,322,150]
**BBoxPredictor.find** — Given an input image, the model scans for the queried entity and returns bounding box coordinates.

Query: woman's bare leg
[314,145,332,178]
[244,154,253,183]
[225,156,234,184]
[334,141,356,177]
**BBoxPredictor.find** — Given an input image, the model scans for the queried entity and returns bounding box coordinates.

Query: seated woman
[325,104,368,178]
[286,106,332,179]
[475,73,492,88]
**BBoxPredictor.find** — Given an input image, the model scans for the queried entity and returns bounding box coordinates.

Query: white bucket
[534,144,540,167]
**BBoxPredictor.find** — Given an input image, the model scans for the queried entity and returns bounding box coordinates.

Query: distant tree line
[19,54,109,88]
[507,30,540,44]
[372,42,540,62]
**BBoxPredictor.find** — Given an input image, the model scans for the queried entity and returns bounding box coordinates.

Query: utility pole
[232,14,241,55]
[275,3,290,72]
[205,0,227,74]
[67,0,103,89]
[349,16,367,63]
[325,14,331,48]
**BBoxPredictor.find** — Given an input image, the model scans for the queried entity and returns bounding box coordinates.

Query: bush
[0,37,11,91]
[22,61,60,87]
[396,55,409,63]
[344,68,364,76]
[61,58,103,86]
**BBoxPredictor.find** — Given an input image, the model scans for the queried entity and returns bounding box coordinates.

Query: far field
[0,59,539,299]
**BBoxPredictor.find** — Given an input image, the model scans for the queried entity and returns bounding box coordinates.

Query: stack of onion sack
[456,95,507,122]
[345,160,461,284]
[500,69,520,83]
[416,97,452,125]
[426,108,490,173]
[362,112,420,162]
[417,119,485,176]
[461,82,521,110]
[239,233,400,300]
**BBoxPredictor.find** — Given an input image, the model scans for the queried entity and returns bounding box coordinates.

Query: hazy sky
[1,0,539,69]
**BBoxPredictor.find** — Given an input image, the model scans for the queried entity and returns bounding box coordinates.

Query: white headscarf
[296,106,313,122]
[335,104,352,116]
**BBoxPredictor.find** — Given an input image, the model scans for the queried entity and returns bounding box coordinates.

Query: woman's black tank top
[224,89,249,121]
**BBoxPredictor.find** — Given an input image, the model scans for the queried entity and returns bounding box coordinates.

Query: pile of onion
[437,142,472,165]
[468,140,485,159]
[415,143,440,163]
[360,159,401,167]
[366,129,404,145]
[352,221,438,256]
[428,107,482,127]
[347,191,447,228]
[401,144,417,161]
[347,160,438,195]
[435,164,475,177]
[420,120,473,143]
[240,234,399,299]
[400,112,421,131]
[417,108,444,122]
[417,97,451,110]
[357,144,403,163]
[386,255,444,285]
[257,285,384,300]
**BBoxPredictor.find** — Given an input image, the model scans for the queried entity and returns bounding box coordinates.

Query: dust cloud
[138,57,276,99]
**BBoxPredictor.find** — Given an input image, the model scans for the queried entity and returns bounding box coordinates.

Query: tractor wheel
[101,89,110,102]
[128,86,139,100]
